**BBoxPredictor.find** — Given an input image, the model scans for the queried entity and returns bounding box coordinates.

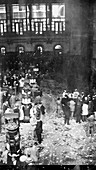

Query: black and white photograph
[0,0,96,169]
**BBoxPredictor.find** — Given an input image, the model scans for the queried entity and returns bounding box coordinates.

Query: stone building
[0,0,95,91]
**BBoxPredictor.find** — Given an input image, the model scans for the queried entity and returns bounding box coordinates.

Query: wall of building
[0,0,91,91]
[92,2,96,59]
[90,1,96,88]
[62,0,90,91]
[0,0,89,55]
[0,38,70,53]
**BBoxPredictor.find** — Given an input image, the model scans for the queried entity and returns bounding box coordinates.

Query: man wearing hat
[34,104,43,144]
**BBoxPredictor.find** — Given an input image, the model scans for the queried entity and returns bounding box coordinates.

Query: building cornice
[0,0,65,4]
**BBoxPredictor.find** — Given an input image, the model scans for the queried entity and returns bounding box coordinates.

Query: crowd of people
[0,61,47,165]
[1,61,96,135]
[1,53,96,166]
[2,64,45,137]
[56,89,96,129]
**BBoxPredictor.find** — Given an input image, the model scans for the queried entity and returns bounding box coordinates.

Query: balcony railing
[0,17,67,36]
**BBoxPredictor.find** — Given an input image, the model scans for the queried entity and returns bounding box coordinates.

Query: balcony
[0,18,70,37]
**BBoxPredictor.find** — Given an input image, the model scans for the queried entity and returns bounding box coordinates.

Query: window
[0,5,7,35]
[52,4,65,34]
[52,4,65,18]
[37,46,43,54]
[31,4,46,34]
[55,45,62,50]
[54,45,63,54]
[32,5,46,18]
[17,46,24,54]
[12,4,29,34]
[1,47,6,54]
[12,5,26,19]
[35,45,43,55]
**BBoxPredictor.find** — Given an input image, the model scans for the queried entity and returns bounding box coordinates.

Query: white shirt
[69,100,76,112]
[73,91,79,99]
[82,103,88,115]
[19,79,24,88]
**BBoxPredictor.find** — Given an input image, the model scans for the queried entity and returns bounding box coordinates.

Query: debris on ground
[1,92,96,165]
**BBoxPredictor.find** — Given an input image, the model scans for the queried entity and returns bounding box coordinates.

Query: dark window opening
[18,46,24,54]
[37,46,43,54]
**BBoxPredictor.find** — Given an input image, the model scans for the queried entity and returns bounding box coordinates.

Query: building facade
[0,0,68,53]
[0,0,93,91]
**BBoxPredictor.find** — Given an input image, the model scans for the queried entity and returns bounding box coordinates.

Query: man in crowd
[75,96,82,123]
[61,94,71,125]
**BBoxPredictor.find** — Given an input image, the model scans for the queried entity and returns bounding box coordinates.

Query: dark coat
[63,104,71,119]
[34,120,42,144]
[61,96,69,106]
[93,98,96,112]
[88,101,93,116]
[22,105,31,117]
[40,105,45,115]
[35,121,42,133]
[75,100,82,116]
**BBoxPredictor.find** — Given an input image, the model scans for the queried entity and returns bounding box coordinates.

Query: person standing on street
[61,94,70,125]
[82,97,89,122]
[69,96,76,119]
[75,96,82,123]
[64,101,71,125]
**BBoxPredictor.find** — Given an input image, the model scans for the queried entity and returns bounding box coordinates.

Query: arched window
[0,46,6,54]
[35,45,43,55]
[55,45,62,50]
[54,44,63,54]
[19,46,24,54]
[37,46,43,54]
[16,46,25,54]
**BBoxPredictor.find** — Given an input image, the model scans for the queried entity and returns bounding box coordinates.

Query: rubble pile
[39,118,87,165]
[20,123,34,148]
[38,94,96,165]
[1,93,96,165]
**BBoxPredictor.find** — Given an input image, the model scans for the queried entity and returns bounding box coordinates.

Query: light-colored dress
[69,100,75,112]
[82,103,88,116]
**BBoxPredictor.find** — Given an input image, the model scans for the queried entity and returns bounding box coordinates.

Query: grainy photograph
[0,0,96,169]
